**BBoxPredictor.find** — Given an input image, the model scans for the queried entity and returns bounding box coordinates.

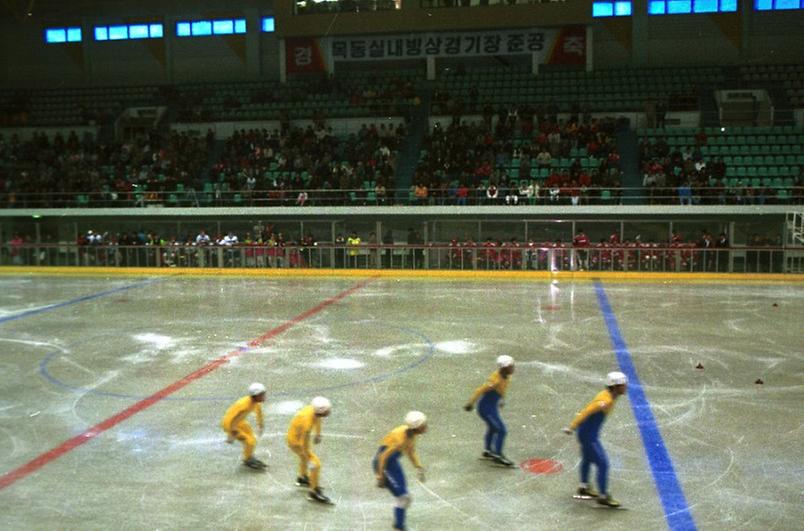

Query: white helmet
[404,410,427,429]
[606,371,627,386]
[497,355,514,368]
[311,396,332,415]
[248,382,266,396]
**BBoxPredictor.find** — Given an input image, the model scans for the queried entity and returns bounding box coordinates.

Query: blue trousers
[579,438,609,494]
[478,400,506,455]
[373,447,407,529]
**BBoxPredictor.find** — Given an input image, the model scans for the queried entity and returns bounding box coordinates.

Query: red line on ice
[0,277,374,491]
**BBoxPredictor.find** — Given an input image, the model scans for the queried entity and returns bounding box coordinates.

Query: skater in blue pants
[563,371,627,507]
[373,411,428,531]
[464,355,515,467]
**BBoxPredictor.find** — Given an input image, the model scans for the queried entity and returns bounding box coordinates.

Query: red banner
[547,26,586,65]
[286,37,327,74]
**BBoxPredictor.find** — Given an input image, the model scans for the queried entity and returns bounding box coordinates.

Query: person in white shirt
[221,232,238,246]
[196,229,211,246]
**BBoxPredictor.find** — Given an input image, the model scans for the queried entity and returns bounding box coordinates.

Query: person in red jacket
[481,237,498,270]
[573,228,590,270]
[449,238,462,269]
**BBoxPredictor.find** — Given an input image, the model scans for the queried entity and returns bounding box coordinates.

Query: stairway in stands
[615,123,642,204]
[394,83,432,202]
[200,139,225,190]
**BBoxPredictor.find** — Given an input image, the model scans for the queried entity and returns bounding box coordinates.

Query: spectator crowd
[413,107,624,206]
[640,131,804,205]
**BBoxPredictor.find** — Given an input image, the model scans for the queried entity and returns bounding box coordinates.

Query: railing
[2,243,799,274]
[0,186,801,209]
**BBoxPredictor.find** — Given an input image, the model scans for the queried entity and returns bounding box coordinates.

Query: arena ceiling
[0,0,172,20]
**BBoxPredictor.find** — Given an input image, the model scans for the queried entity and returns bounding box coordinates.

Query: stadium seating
[174,70,418,122]
[739,64,804,107]
[0,85,162,127]
[0,71,418,127]
[638,125,803,203]
[432,65,722,113]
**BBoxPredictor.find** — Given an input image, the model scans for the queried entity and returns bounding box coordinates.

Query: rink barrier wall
[2,266,804,283]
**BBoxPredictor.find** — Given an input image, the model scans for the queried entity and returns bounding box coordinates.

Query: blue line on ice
[0,278,158,326]
[594,281,697,531]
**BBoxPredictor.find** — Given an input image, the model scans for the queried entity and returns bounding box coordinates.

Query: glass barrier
[2,243,799,274]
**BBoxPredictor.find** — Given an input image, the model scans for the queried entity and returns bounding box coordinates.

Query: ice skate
[573,485,598,500]
[243,457,267,470]
[491,453,514,467]
[596,494,621,508]
[307,487,333,505]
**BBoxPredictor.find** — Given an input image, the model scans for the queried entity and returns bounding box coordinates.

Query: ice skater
[221,382,267,470]
[562,371,628,507]
[373,411,428,531]
[464,355,515,466]
[287,396,333,504]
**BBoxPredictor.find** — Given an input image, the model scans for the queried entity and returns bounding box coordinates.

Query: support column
[531,52,540,76]
[279,38,287,83]
[426,56,435,81]
[631,0,648,66]
[324,37,335,75]
[585,25,593,73]
[165,15,175,83]
[246,9,261,78]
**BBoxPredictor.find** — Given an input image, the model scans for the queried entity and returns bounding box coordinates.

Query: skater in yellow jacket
[221,383,266,470]
[287,396,333,504]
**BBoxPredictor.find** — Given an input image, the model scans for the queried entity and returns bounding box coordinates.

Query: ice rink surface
[0,274,802,530]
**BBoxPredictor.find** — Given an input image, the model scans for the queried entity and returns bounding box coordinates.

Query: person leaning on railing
[347,231,361,268]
